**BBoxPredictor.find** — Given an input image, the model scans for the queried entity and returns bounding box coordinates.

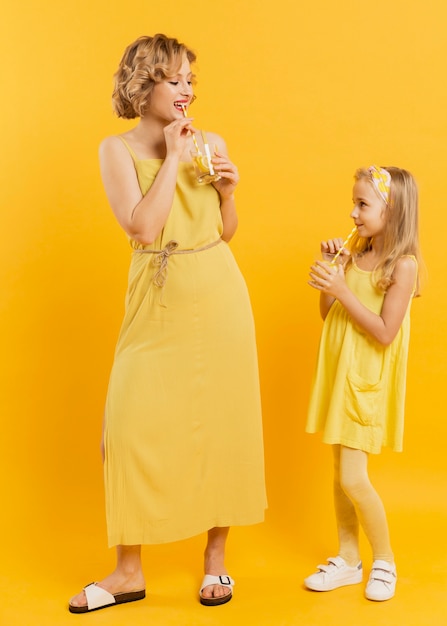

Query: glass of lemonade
[190,132,221,184]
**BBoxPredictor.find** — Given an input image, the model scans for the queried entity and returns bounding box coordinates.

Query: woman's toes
[202,584,229,599]
[69,591,87,608]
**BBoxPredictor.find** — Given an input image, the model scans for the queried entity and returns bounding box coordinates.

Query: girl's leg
[69,545,145,609]
[201,527,231,600]
[304,448,362,591]
[339,446,393,562]
[333,444,361,566]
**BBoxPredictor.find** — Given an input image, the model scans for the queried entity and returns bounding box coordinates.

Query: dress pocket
[345,371,385,426]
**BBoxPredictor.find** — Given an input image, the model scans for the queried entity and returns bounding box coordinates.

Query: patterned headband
[368,165,391,205]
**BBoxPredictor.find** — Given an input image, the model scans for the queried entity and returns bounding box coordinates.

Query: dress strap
[404,254,417,266]
[118,136,139,162]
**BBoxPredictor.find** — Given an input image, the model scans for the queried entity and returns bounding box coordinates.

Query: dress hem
[107,511,267,548]
[305,429,403,455]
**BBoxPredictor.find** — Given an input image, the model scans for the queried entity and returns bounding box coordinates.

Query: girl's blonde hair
[347,166,422,295]
[112,34,196,119]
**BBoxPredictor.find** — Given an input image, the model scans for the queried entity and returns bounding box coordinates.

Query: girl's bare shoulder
[395,255,418,273]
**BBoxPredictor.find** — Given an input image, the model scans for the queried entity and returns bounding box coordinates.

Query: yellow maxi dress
[306,259,417,454]
[103,139,267,547]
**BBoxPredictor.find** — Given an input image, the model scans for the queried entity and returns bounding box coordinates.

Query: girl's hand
[320,238,350,264]
[211,150,239,198]
[163,117,197,159]
[308,259,347,296]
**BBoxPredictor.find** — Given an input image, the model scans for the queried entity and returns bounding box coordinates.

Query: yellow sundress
[104,139,267,546]
[306,258,417,454]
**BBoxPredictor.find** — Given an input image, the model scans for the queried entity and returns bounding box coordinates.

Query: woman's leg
[339,446,393,562]
[333,444,361,566]
[201,527,231,600]
[69,545,145,608]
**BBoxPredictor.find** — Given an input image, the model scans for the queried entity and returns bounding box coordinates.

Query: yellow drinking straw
[330,226,357,265]
[181,104,201,153]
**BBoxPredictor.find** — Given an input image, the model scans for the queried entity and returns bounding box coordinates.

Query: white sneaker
[304,556,363,591]
[365,560,397,601]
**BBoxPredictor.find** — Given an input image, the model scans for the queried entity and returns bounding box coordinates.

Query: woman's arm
[209,135,239,242]
[309,256,417,345]
[99,116,194,244]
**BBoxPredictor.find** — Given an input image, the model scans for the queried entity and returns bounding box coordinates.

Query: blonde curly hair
[112,34,196,119]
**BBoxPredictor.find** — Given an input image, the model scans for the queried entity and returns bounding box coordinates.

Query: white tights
[333,444,394,566]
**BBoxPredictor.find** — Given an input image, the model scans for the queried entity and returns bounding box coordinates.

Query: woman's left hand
[211,150,239,198]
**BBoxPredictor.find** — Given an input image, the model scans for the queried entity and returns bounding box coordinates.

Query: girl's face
[145,54,194,122]
[351,178,387,238]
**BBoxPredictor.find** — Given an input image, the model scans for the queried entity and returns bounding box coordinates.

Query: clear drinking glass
[189,131,221,184]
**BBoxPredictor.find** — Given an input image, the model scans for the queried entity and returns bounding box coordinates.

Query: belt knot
[133,238,222,306]
[151,240,179,287]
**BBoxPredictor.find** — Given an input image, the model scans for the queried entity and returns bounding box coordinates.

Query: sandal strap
[83,583,116,610]
[200,574,235,593]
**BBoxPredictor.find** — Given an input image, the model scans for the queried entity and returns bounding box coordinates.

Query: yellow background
[1,1,446,625]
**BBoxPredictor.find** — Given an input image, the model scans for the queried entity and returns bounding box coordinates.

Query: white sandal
[199,574,234,606]
[68,582,145,613]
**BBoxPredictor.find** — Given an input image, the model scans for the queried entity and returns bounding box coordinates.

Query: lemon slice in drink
[195,155,210,172]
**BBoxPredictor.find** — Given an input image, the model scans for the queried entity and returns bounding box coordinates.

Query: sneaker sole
[305,574,363,592]
[365,589,395,601]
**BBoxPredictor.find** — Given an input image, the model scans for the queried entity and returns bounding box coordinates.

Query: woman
[69,33,266,613]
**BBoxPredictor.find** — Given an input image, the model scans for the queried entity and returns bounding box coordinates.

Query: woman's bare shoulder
[204,131,227,153]
[99,134,126,155]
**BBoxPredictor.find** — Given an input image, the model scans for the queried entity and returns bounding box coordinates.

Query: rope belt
[134,238,222,288]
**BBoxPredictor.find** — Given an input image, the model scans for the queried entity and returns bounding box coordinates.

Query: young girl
[68,34,266,613]
[305,165,421,601]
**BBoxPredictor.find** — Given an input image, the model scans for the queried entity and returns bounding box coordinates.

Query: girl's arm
[310,256,417,346]
[209,135,239,242]
[99,116,194,245]
[320,292,336,320]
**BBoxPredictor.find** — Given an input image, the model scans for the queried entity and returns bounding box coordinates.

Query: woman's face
[145,54,194,122]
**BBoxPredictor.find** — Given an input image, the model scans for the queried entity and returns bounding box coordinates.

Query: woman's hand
[211,149,239,198]
[163,116,197,159]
